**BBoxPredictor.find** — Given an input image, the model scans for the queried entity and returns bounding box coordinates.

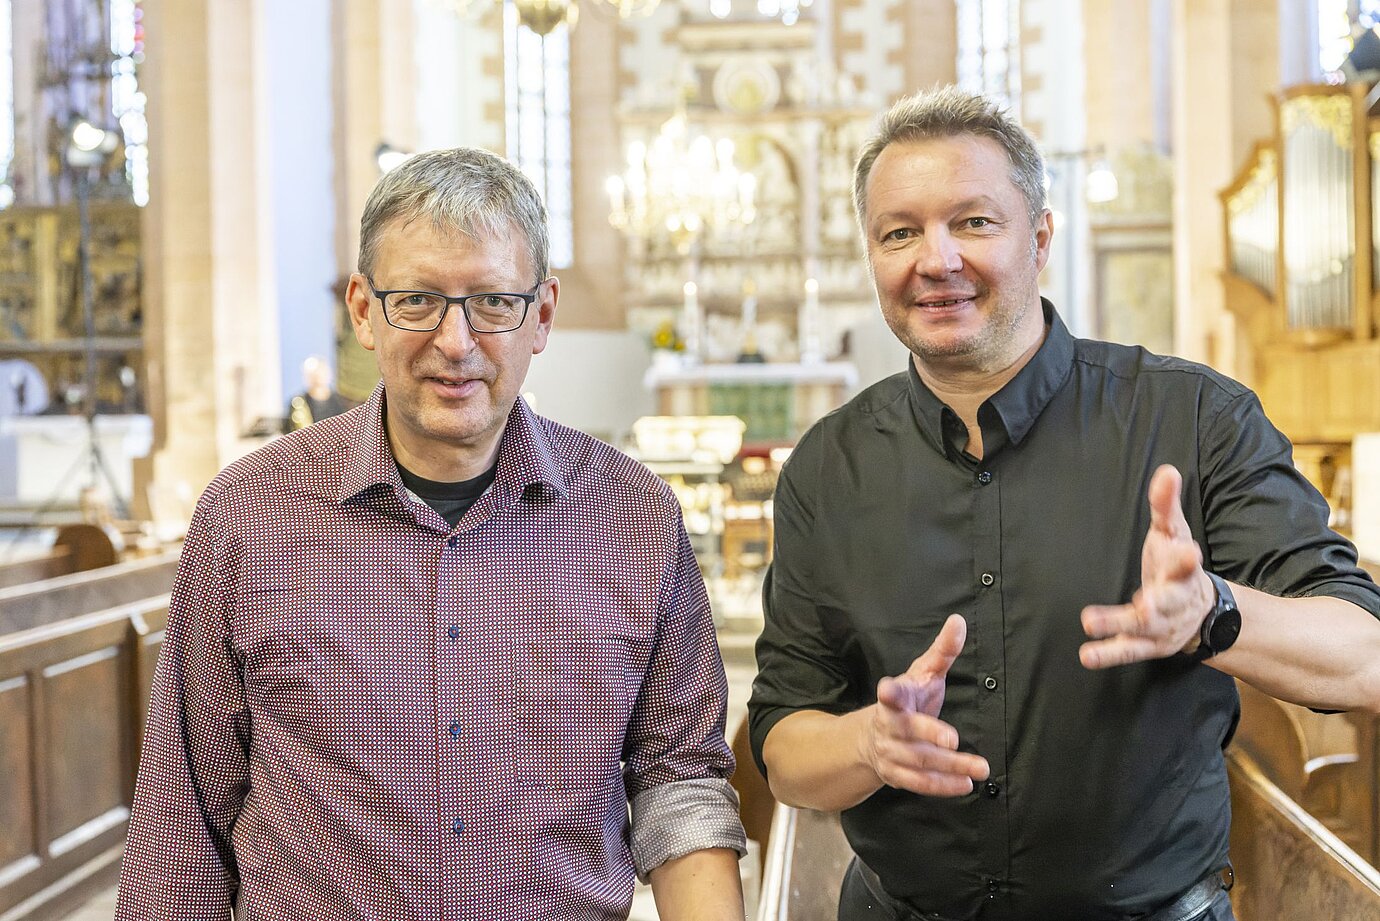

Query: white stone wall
[415,2,504,153]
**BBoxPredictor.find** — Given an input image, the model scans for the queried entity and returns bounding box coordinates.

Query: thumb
[1147,464,1189,540]
[904,613,967,682]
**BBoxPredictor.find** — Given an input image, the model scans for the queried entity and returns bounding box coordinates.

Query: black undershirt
[396,462,497,527]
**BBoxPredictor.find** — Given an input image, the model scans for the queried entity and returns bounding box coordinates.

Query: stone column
[137,0,275,526]
[331,0,415,400]
[1171,0,1277,378]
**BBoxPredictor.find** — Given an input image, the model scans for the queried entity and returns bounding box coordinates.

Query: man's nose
[915,231,963,278]
[432,304,478,356]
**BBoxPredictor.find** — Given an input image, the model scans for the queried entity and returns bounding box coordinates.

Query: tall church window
[504,7,573,269]
[1318,0,1380,78]
[0,0,12,207]
[110,0,147,205]
[957,0,1020,116]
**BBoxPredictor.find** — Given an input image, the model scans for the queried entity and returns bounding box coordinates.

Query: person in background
[287,354,355,429]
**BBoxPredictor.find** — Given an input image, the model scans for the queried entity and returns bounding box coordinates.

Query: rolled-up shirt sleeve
[1199,390,1380,614]
[115,493,249,919]
[623,509,746,880]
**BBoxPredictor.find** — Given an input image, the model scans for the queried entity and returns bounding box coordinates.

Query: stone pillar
[137,0,275,526]
[1171,0,1277,377]
[563,11,624,330]
[331,0,415,400]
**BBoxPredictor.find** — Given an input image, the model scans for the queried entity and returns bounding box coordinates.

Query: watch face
[1207,606,1242,653]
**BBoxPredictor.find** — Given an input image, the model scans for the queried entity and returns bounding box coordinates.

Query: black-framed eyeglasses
[365,276,544,333]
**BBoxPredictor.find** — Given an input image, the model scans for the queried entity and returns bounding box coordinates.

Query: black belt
[1140,867,1232,921]
[851,860,1231,921]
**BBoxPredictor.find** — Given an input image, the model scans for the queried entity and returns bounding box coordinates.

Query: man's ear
[531,276,559,355]
[345,273,377,351]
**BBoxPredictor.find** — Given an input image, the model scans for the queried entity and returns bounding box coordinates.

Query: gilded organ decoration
[1279,89,1366,334]
[1224,144,1279,297]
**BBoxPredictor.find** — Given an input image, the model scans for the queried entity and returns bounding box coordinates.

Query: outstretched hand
[863,613,990,796]
[1079,464,1213,669]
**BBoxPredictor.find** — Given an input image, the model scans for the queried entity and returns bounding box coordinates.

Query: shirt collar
[489,395,568,501]
[905,298,1075,458]
[335,383,568,505]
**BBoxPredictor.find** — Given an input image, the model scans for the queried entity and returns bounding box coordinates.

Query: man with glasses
[116,147,747,920]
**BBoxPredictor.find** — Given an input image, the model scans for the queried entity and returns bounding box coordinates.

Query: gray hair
[853,86,1047,231]
[357,147,549,285]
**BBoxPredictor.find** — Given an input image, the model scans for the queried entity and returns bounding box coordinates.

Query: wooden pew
[0,595,169,921]
[756,804,854,921]
[1231,680,1374,862]
[0,550,177,637]
[0,526,119,591]
[1227,747,1380,918]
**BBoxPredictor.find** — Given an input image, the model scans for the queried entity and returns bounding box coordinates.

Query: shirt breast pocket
[513,624,638,788]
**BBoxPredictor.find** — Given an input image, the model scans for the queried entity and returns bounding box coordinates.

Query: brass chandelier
[439,0,660,35]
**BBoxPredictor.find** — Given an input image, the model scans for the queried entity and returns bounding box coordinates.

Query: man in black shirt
[748,86,1380,921]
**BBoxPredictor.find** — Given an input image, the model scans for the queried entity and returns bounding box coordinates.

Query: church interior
[3,0,1380,918]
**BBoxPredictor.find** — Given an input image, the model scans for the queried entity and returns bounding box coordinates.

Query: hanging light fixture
[436,0,658,35]
[606,113,757,255]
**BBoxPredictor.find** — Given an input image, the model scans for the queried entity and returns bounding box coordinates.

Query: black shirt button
[987,879,1001,892]
[449,721,462,739]
[981,572,995,587]
[977,470,992,485]
[453,816,464,835]
[984,676,998,690]
[447,623,460,639]
[985,781,1001,797]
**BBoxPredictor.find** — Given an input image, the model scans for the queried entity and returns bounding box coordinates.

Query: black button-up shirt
[749,301,1380,921]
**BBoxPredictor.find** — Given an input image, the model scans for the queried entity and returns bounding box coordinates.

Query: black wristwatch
[1188,572,1242,662]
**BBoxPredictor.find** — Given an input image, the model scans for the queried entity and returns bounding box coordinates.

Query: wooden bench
[0,550,178,637]
[0,525,119,591]
[1230,680,1374,863]
[756,804,854,921]
[0,595,170,921]
[1228,746,1380,918]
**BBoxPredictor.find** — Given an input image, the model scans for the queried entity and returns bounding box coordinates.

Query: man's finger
[903,613,968,682]
[1079,635,1162,669]
[876,706,963,749]
[1081,602,1142,640]
[1147,464,1189,541]
[877,677,952,733]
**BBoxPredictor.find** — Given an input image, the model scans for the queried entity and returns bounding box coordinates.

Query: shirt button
[453,816,464,835]
[985,781,1001,797]
[980,572,995,587]
[977,470,992,485]
[447,623,460,639]
[449,721,462,739]
[984,676,998,691]
[988,878,1001,893]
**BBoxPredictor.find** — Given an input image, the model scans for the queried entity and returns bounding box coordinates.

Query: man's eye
[883,228,914,242]
[479,295,507,309]
[403,294,433,307]
[967,217,991,228]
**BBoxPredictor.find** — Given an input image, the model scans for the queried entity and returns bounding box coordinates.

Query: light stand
[66,121,130,520]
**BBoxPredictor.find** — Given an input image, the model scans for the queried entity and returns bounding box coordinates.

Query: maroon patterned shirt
[115,386,744,920]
